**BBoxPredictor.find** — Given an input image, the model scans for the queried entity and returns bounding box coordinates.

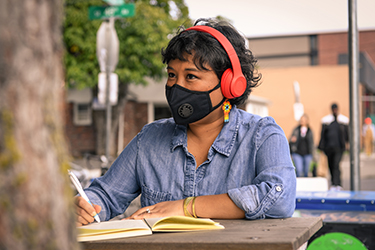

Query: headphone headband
[186,26,242,76]
[185,25,246,99]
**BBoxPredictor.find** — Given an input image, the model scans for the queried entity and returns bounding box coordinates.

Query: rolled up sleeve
[228,129,296,220]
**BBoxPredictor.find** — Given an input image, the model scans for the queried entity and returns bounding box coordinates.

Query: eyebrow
[167,66,199,72]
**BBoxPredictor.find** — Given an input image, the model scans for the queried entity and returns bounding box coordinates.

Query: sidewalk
[340,152,375,191]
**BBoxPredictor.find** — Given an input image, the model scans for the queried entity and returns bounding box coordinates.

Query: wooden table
[82,217,322,250]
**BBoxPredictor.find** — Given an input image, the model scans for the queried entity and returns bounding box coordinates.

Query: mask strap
[208,82,221,93]
[209,81,225,111]
[212,97,226,111]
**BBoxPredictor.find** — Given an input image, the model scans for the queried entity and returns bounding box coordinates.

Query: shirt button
[276,186,282,192]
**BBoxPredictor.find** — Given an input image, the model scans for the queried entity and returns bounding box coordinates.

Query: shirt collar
[170,106,240,157]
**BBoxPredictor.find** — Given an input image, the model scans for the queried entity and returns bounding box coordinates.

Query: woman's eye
[168,72,175,78]
[187,74,197,80]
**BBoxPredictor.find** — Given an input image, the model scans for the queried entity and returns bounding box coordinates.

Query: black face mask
[165,83,225,125]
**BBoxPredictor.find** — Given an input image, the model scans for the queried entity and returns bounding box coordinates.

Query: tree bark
[0,1,79,249]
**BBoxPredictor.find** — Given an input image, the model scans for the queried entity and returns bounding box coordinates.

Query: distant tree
[0,1,78,249]
[64,0,190,156]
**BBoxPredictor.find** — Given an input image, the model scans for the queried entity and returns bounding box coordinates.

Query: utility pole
[90,1,135,173]
[105,18,114,166]
[96,18,119,173]
[348,0,361,191]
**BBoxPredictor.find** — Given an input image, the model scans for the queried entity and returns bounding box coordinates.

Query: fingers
[76,213,92,226]
[74,196,101,226]
[127,207,154,220]
[94,204,102,214]
[126,200,185,220]
[128,207,151,219]
[75,204,94,225]
[75,196,96,216]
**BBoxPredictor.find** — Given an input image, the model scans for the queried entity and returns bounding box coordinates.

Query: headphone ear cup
[221,68,234,99]
[221,68,246,99]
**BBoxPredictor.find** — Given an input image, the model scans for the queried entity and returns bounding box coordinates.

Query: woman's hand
[74,196,102,226]
[126,199,184,220]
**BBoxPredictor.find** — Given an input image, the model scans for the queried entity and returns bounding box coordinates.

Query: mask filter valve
[178,104,194,118]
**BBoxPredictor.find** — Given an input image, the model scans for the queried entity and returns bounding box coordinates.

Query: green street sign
[103,0,124,5]
[89,4,135,20]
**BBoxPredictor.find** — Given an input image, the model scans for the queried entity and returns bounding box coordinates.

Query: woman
[289,114,314,177]
[75,18,296,225]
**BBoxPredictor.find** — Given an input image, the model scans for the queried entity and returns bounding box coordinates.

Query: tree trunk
[0,1,79,249]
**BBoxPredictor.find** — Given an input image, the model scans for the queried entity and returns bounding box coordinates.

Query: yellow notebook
[77,216,224,242]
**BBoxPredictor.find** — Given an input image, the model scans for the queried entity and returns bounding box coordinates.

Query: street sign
[98,73,118,105]
[103,0,124,5]
[89,4,135,20]
[96,19,119,72]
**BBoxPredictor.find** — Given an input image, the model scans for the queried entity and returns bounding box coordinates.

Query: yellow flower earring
[222,100,232,123]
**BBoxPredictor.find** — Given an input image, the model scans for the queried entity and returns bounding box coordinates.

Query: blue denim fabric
[85,106,296,221]
[291,153,313,177]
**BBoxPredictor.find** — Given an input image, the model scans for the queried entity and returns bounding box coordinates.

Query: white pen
[68,170,101,223]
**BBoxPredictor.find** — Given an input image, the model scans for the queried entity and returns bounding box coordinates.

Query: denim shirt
[85,106,296,221]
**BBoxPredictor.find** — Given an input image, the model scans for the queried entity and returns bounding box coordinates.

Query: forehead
[168,52,213,71]
[168,60,214,74]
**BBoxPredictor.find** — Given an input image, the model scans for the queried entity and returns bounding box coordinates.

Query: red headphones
[185,26,247,99]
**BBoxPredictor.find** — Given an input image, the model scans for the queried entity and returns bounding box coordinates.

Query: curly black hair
[161,18,262,106]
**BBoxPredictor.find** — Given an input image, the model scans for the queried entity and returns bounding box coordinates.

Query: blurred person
[363,117,375,156]
[318,103,349,191]
[289,114,315,177]
[73,18,296,226]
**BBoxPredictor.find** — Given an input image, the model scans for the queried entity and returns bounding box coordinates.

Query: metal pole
[105,18,113,165]
[348,0,360,191]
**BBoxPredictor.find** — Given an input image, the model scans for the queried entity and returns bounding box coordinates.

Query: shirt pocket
[141,184,172,207]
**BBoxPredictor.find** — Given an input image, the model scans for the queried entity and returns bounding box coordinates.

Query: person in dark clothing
[289,114,315,177]
[318,103,349,191]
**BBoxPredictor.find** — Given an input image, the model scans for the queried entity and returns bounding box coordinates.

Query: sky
[184,0,375,38]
